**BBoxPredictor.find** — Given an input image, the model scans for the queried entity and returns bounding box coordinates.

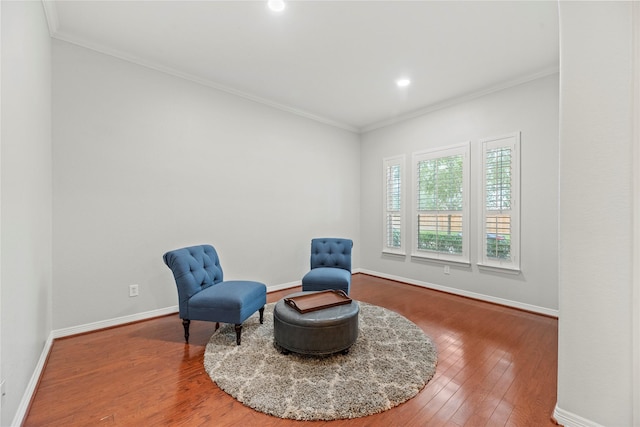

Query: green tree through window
[485,147,512,259]
[480,132,520,270]
[414,144,468,261]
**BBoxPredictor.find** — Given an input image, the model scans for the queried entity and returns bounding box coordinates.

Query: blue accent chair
[163,244,267,345]
[301,238,353,295]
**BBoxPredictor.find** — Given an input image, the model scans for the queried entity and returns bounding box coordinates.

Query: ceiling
[44,1,559,133]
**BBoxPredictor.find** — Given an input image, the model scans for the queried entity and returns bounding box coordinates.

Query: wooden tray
[284,290,352,314]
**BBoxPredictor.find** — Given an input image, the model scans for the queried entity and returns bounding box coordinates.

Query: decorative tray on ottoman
[284,290,352,314]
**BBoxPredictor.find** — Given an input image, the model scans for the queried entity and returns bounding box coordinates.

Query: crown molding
[41,1,358,133]
[49,29,360,134]
[41,0,557,136]
[41,0,59,36]
[360,66,559,134]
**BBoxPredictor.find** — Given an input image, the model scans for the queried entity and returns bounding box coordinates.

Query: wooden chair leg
[182,319,190,343]
[234,324,242,345]
[259,306,265,324]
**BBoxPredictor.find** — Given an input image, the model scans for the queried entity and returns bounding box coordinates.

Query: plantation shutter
[412,144,469,263]
[485,146,512,258]
[480,133,520,270]
[383,156,405,254]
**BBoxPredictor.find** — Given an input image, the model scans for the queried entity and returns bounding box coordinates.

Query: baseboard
[358,268,559,317]
[50,282,305,339]
[52,305,179,339]
[10,283,300,426]
[553,404,605,427]
[11,306,182,426]
[267,280,301,293]
[11,279,304,426]
[11,333,54,427]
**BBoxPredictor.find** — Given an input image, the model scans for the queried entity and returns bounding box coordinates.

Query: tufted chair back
[310,238,353,272]
[163,244,224,318]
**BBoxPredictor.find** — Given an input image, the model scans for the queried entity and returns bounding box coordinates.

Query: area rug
[203,302,437,420]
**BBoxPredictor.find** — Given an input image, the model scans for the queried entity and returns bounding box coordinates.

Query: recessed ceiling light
[268,0,286,12]
[396,78,411,88]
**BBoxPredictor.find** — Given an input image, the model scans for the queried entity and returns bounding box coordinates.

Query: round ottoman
[273,291,359,355]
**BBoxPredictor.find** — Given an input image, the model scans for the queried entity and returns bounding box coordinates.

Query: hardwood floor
[24,274,558,426]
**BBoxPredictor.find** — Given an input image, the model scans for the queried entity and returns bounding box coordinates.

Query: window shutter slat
[480,133,519,270]
[383,157,404,252]
[413,144,469,262]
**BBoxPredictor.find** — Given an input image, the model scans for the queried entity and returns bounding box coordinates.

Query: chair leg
[182,319,190,343]
[234,324,242,345]
[259,306,265,324]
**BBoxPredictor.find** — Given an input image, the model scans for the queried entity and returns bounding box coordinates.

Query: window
[412,143,470,263]
[383,155,405,254]
[479,132,520,271]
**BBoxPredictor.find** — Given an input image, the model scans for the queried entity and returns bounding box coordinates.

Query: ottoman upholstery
[273,291,359,355]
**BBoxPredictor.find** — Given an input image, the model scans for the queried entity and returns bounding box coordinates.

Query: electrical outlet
[129,284,139,297]
[444,265,450,275]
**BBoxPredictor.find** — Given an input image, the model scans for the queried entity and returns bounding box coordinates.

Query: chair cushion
[188,280,267,325]
[163,245,224,318]
[301,267,351,294]
[310,238,353,271]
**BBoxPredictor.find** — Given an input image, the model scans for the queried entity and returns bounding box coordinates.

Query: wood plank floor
[24,274,558,426]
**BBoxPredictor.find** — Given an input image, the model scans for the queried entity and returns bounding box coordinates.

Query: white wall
[556,2,635,426]
[52,40,360,330]
[360,74,559,313]
[0,1,53,425]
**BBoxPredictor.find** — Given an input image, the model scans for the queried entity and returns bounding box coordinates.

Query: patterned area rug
[203,302,437,421]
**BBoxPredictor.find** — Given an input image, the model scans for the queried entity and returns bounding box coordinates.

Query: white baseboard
[10,284,302,426]
[51,281,304,340]
[554,405,605,427]
[11,333,54,427]
[266,280,300,293]
[49,282,302,340]
[52,305,180,339]
[12,305,182,426]
[358,268,559,317]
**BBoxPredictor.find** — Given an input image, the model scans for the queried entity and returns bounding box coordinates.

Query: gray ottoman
[273,291,359,355]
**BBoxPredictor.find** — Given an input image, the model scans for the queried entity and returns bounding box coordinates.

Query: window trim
[478,132,521,272]
[411,142,470,263]
[382,155,406,255]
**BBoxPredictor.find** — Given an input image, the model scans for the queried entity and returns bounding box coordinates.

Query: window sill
[382,250,406,258]
[477,263,521,275]
[411,253,471,267]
